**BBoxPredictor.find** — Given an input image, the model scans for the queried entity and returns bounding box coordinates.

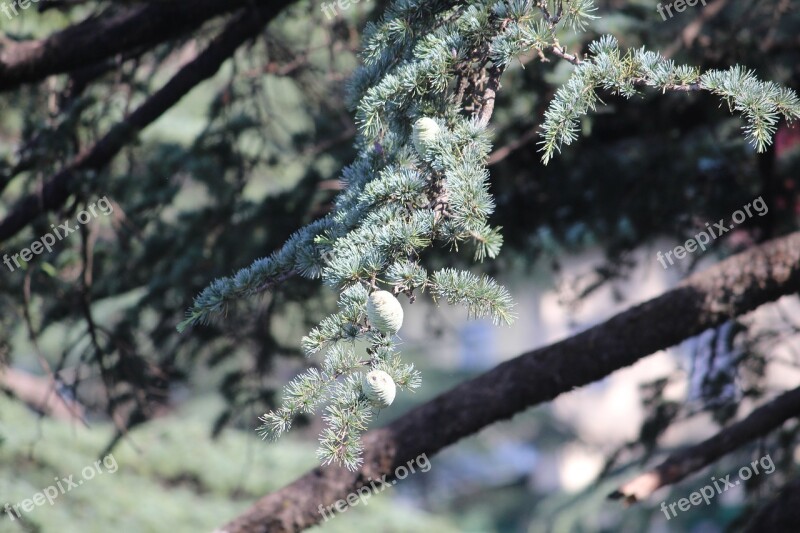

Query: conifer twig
[220,230,800,533]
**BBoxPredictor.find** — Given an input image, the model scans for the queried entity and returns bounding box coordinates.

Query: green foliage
[186,0,531,469]
[181,0,798,470]
[430,268,515,325]
[1,0,798,528]
[539,36,800,163]
[701,66,800,152]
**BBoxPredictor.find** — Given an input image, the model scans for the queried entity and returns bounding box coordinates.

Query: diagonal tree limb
[218,231,800,533]
[0,1,293,245]
[0,366,87,423]
[0,0,297,92]
[609,384,800,503]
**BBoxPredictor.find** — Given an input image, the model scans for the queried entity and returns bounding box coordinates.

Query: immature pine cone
[362,369,397,408]
[366,290,404,335]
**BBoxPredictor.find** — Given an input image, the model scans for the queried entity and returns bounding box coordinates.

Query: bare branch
[610,384,800,503]
[0,0,297,92]
[0,366,86,423]
[0,1,293,244]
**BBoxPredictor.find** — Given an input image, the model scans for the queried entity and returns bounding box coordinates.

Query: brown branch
[219,231,800,533]
[550,43,582,65]
[0,1,293,245]
[609,384,800,504]
[0,0,295,92]
[0,367,86,423]
[487,126,538,165]
[19,267,89,426]
[476,64,506,127]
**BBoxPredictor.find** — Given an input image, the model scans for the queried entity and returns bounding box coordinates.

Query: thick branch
[0,0,291,91]
[476,65,506,127]
[610,384,800,503]
[0,1,292,245]
[219,231,800,533]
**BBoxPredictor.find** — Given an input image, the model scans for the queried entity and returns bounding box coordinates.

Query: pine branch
[539,36,800,163]
[218,229,800,533]
[430,268,515,325]
[185,2,526,469]
[186,0,798,470]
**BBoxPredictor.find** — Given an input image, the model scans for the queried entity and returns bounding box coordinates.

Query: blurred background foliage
[0,0,799,531]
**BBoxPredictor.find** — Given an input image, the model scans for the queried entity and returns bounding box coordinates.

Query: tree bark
[218,231,800,533]
[610,384,800,503]
[0,1,292,244]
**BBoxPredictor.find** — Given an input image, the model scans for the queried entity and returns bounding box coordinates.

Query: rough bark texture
[219,231,800,533]
[0,1,292,244]
[611,385,800,503]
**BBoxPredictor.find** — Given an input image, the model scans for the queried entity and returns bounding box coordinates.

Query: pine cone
[362,370,396,408]
[366,290,404,335]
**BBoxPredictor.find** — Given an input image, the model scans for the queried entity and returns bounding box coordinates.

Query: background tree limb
[0,366,86,423]
[609,384,800,503]
[0,0,292,244]
[0,0,298,92]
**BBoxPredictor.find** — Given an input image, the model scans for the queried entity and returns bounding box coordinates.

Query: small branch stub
[366,290,404,335]
[362,369,397,408]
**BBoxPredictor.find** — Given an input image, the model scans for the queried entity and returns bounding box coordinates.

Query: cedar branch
[219,231,800,533]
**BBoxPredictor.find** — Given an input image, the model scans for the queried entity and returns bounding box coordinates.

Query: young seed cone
[366,290,404,335]
[362,370,396,408]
